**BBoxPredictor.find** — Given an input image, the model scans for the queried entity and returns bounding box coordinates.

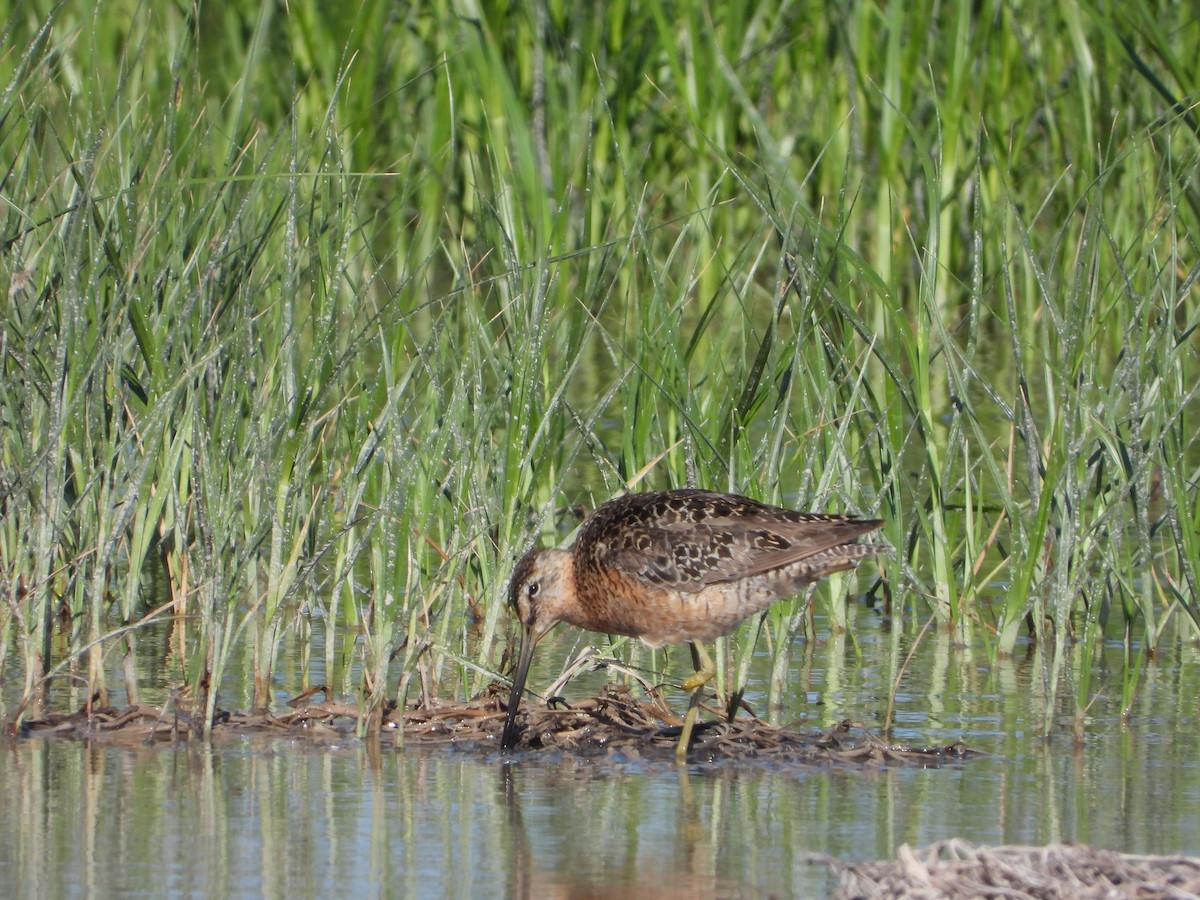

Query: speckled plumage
[501,489,885,753]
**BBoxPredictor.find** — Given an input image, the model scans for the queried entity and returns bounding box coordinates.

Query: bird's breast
[568,566,779,647]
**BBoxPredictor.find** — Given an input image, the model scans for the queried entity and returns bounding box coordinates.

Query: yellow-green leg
[676,641,715,764]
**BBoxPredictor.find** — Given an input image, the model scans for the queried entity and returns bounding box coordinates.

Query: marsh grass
[1,1,1197,737]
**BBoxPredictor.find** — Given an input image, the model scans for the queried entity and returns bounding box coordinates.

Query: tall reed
[1,2,1196,736]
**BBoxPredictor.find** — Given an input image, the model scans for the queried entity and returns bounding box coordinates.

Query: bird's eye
[527,581,539,598]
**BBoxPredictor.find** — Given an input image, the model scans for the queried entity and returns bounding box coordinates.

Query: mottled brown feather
[575,489,882,589]
[508,489,884,646]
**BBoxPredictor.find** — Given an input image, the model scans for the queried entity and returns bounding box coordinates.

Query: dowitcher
[500,488,884,761]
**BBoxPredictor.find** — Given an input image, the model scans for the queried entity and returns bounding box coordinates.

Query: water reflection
[502,759,754,898]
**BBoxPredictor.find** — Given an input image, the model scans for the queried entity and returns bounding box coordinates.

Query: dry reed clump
[819,838,1200,899]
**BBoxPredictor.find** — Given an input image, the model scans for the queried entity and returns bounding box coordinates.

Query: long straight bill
[501,624,537,750]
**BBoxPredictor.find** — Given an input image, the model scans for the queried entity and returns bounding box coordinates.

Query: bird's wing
[592,517,881,591]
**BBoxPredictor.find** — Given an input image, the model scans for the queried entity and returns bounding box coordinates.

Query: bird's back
[568,489,883,645]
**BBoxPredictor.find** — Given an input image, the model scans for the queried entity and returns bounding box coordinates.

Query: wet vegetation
[2,1,1198,739]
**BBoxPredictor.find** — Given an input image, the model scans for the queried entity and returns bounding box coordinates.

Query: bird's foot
[680,667,712,693]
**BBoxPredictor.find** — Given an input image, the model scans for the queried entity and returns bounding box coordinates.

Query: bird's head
[501,546,573,751]
[506,546,574,640]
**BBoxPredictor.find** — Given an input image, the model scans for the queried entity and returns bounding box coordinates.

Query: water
[2,606,1198,898]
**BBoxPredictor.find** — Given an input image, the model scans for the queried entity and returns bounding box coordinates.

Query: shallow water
[2,606,1198,898]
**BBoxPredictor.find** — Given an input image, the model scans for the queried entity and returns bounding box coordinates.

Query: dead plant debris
[474,683,977,765]
[12,683,978,766]
[819,838,1200,899]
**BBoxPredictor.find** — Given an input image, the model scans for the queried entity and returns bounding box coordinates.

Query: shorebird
[499,488,884,761]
